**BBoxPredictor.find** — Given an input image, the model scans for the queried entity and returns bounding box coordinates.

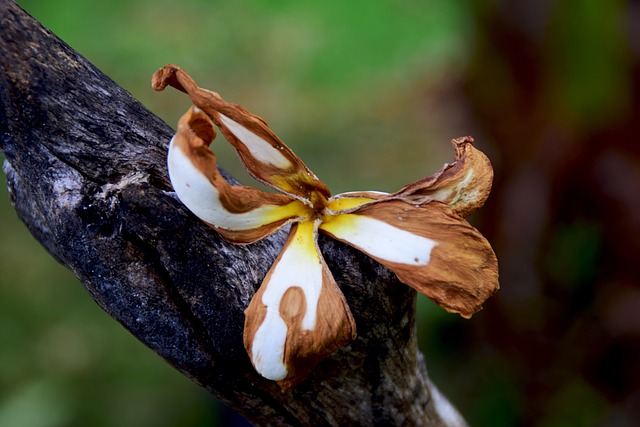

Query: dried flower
[152,64,499,390]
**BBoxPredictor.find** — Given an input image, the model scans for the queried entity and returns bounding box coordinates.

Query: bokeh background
[2,1,639,426]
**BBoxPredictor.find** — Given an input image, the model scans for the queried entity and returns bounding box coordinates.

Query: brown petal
[153,64,331,202]
[392,136,494,218]
[243,221,356,390]
[168,106,307,244]
[320,199,499,318]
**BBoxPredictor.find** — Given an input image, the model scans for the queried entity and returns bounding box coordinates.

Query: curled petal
[153,64,330,202]
[243,221,356,390]
[320,200,499,318]
[393,136,494,218]
[168,106,307,243]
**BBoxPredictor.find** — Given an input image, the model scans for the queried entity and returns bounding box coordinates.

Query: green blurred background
[2,1,639,426]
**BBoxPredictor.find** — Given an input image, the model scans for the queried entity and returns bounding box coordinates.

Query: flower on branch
[152,64,499,390]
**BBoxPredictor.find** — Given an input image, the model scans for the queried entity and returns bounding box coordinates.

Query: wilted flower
[153,64,498,390]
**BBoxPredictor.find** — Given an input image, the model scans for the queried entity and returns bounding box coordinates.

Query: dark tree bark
[0,1,466,425]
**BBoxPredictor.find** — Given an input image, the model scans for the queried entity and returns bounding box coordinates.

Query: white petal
[219,114,292,169]
[168,141,299,230]
[320,214,437,266]
[250,309,288,380]
[249,221,323,378]
[259,221,321,329]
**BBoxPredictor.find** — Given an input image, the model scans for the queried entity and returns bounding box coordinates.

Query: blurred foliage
[2,0,640,426]
[12,0,473,195]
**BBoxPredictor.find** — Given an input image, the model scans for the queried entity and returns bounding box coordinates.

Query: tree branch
[0,1,466,425]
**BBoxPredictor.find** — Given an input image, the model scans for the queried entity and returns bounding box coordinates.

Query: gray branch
[0,1,466,425]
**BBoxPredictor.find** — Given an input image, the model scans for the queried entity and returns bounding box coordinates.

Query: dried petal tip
[152,64,192,94]
[393,135,494,218]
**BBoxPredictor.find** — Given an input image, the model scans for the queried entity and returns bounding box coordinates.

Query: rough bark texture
[0,1,466,425]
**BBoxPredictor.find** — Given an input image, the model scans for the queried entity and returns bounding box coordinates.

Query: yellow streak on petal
[287,220,319,264]
[326,197,376,212]
[256,200,310,227]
